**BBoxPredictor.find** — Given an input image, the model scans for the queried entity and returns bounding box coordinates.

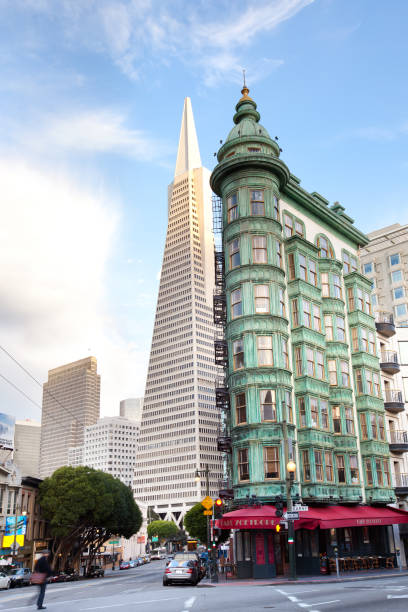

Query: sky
[0,0,407,422]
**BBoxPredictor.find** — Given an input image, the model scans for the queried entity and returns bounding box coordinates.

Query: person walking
[32,552,52,610]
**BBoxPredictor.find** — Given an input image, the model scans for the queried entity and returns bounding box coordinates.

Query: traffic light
[215,498,223,507]
[275,495,284,518]
[275,524,281,533]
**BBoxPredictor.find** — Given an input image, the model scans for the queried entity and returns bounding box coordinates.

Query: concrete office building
[13,419,41,478]
[82,416,140,487]
[133,98,223,524]
[360,223,408,559]
[39,357,100,478]
[120,397,143,423]
[360,223,408,325]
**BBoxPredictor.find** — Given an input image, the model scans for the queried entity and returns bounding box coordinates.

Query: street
[1,562,408,612]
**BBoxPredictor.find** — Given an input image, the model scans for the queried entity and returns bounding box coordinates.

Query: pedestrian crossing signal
[215,498,223,507]
[275,524,281,533]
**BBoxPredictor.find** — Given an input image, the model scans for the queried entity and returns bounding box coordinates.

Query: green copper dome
[225,86,272,142]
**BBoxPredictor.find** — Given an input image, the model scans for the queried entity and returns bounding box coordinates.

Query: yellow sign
[203,510,213,516]
[201,496,214,510]
[3,534,24,547]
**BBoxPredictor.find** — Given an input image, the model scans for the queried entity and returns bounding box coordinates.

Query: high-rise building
[14,419,41,478]
[133,98,223,524]
[360,224,408,525]
[39,356,100,478]
[120,397,143,423]
[360,223,408,325]
[82,416,139,487]
[211,86,407,579]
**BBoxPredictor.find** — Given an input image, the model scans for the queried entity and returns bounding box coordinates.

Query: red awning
[216,505,408,530]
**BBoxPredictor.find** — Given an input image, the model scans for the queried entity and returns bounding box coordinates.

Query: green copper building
[211,86,408,578]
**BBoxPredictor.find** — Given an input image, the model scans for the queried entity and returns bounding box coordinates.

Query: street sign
[109,540,119,545]
[293,505,309,512]
[201,496,214,510]
[203,510,212,516]
[284,511,299,520]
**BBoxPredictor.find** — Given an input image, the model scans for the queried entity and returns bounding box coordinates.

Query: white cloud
[7,0,313,86]
[0,158,147,417]
[13,110,171,161]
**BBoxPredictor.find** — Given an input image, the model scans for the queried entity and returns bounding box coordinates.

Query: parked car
[64,570,79,581]
[0,572,11,590]
[137,557,145,566]
[86,565,104,578]
[143,554,151,563]
[163,560,199,586]
[119,561,130,570]
[8,568,31,587]
[128,560,137,568]
[49,573,67,584]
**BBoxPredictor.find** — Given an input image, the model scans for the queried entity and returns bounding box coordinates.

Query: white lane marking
[278,589,322,595]
[81,597,181,610]
[276,588,289,595]
[288,596,301,602]
[184,596,196,608]
[387,594,408,599]
[301,602,340,608]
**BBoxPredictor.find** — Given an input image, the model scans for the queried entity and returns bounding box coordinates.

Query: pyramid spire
[174,97,202,177]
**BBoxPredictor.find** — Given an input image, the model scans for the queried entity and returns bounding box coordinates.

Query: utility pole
[282,398,296,581]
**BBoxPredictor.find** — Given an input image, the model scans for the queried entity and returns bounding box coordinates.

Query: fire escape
[212,196,233,500]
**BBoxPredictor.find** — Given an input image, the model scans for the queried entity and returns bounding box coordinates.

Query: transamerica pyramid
[133,98,224,525]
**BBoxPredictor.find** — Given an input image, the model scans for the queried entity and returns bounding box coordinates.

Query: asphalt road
[1,561,408,612]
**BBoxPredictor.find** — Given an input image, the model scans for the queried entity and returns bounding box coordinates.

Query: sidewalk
[201,568,408,587]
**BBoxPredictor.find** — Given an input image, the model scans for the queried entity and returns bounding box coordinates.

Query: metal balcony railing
[376,312,394,325]
[389,430,408,445]
[213,291,227,325]
[385,389,404,404]
[375,312,396,337]
[381,350,399,364]
[394,473,408,488]
[214,250,225,288]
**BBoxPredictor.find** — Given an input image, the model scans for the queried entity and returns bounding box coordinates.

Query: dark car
[119,561,130,570]
[64,569,79,581]
[49,573,66,584]
[86,565,104,578]
[9,568,31,587]
[163,560,199,586]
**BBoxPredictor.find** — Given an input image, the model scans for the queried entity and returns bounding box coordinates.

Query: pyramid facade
[133,98,223,524]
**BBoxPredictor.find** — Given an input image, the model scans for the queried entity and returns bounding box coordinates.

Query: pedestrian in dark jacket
[33,553,52,610]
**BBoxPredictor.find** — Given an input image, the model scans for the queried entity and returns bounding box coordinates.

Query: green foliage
[147,520,178,541]
[184,503,230,546]
[39,466,142,566]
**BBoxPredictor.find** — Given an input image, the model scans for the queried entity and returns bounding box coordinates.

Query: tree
[184,503,230,546]
[147,520,178,543]
[39,466,142,570]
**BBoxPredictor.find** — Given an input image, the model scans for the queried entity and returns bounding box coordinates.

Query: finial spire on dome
[239,69,252,101]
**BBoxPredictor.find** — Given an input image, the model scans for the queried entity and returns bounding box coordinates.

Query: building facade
[360,223,408,558]
[212,86,406,578]
[39,357,100,479]
[82,416,139,487]
[13,419,41,479]
[120,397,143,423]
[133,98,223,525]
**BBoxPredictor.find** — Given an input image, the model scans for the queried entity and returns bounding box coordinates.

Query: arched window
[315,234,334,258]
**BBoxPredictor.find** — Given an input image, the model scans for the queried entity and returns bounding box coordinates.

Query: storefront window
[236,532,243,561]
[244,532,251,561]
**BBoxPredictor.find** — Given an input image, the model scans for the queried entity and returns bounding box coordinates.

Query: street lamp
[286,460,296,581]
[194,465,210,547]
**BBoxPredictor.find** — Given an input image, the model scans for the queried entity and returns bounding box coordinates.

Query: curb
[200,571,408,587]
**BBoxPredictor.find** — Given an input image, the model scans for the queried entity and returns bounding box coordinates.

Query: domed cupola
[211,83,290,195]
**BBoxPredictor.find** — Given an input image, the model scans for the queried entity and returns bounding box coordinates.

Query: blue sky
[0,0,407,420]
